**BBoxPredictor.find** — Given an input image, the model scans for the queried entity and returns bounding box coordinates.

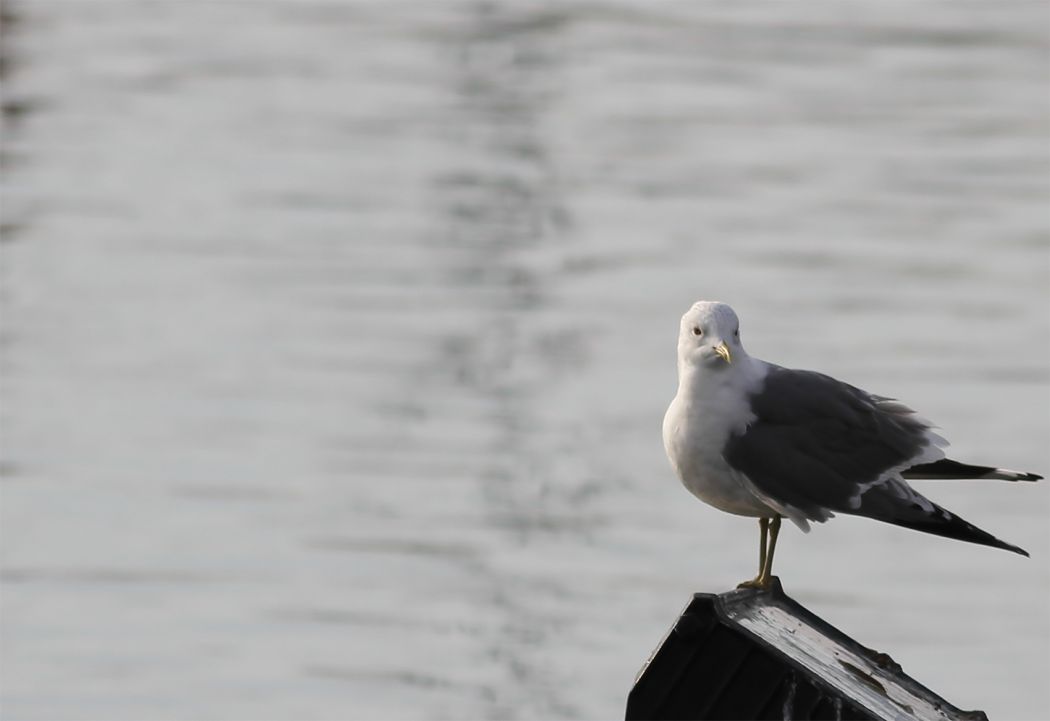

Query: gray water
[1,2,1048,719]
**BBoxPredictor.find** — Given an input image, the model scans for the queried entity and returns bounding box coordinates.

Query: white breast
[662,358,773,517]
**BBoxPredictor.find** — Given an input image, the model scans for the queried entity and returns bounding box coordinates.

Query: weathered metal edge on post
[626,578,990,721]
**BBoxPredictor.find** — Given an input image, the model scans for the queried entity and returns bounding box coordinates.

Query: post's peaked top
[626,579,989,721]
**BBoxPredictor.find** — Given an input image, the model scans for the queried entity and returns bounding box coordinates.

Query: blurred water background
[1,1,1048,719]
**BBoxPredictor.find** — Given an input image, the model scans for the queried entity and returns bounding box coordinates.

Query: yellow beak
[714,341,732,364]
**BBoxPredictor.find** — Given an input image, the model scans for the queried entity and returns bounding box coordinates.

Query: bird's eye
[734,328,739,338]
[692,327,702,337]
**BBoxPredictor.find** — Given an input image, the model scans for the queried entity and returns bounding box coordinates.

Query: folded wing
[723,366,1028,555]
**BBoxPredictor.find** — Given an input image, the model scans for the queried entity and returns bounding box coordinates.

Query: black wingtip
[1007,470,1043,483]
[1001,540,1030,558]
[859,493,1032,558]
[902,459,1044,482]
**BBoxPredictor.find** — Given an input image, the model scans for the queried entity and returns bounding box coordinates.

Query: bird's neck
[676,355,763,401]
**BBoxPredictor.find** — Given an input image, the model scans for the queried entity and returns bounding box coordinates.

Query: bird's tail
[853,479,1029,557]
[903,458,1042,482]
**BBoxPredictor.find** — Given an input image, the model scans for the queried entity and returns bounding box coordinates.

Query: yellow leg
[738,515,781,590]
[762,516,781,581]
[758,517,768,571]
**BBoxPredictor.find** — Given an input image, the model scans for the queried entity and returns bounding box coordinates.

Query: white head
[677,301,746,372]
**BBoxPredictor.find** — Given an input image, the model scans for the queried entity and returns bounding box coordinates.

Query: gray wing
[723,367,935,521]
[724,366,1030,556]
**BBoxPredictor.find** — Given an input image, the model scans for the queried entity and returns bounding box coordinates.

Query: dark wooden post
[626,578,989,721]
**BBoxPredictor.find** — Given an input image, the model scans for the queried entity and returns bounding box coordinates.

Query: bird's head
[677,301,745,371]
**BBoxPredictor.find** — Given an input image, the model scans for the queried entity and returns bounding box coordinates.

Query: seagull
[662,300,1042,589]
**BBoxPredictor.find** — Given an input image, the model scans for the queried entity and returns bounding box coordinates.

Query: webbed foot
[736,574,778,591]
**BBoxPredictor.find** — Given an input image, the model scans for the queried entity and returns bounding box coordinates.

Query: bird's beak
[714,341,732,364]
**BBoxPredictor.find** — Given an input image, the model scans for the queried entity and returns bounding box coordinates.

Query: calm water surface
[2,2,1048,719]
